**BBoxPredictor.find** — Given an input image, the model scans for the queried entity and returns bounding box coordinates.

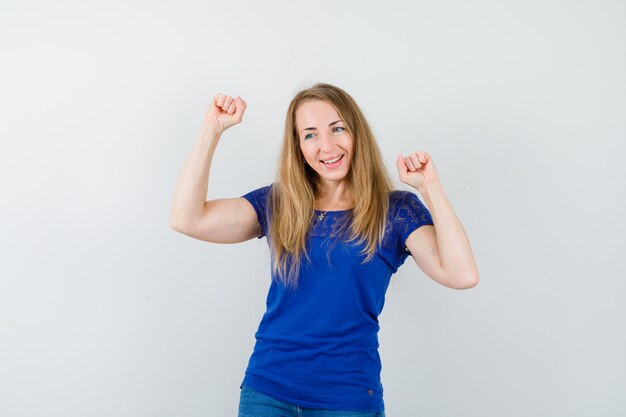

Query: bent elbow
[445,271,479,290]
[169,218,189,234]
[457,273,480,290]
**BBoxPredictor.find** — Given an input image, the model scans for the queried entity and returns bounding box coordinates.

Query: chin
[317,172,349,183]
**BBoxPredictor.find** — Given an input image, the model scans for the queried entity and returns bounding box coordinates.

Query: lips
[321,154,343,164]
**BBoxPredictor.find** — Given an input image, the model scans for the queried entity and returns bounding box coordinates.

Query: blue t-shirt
[240,184,434,412]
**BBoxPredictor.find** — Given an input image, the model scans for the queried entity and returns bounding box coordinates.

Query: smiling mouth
[321,155,344,164]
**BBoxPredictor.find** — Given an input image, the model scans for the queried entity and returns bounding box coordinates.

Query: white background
[1,0,624,416]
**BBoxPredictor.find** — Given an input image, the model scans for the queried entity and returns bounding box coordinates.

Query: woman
[169,83,479,416]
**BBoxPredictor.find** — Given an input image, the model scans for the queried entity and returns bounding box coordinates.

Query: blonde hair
[269,82,393,288]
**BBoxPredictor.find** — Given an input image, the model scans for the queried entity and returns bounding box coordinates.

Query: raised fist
[396,151,440,193]
[204,93,248,132]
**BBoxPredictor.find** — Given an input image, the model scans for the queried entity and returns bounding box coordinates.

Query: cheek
[300,143,315,161]
[298,144,306,159]
[342,135,354,150]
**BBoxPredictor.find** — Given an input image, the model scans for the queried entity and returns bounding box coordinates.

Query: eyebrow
[301,120,343,134]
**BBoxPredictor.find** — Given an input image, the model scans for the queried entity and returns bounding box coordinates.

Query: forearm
[418,180,479,286]
[169,121,222,228]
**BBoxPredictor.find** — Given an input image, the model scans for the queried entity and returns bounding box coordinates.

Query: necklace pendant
[318,212,325,221]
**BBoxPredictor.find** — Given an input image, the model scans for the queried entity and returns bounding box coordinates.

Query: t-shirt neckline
[313,208,354,213]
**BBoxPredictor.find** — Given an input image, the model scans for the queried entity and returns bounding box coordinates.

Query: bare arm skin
[397,151,480,290]
[405,181,479,289]
[169,94,260,243]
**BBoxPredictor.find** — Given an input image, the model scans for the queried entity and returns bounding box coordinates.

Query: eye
[303,126,344,140]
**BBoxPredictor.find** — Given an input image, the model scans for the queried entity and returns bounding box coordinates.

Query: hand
[396,151,440,192]
[204,93,247,133]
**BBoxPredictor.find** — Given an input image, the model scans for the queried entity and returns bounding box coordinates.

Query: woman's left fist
[396,151,440,192]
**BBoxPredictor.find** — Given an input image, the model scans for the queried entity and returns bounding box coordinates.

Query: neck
[315,180,352,210]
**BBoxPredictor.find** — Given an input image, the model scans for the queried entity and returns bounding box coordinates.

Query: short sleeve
[241,184,272,239]
[390,191,434,265]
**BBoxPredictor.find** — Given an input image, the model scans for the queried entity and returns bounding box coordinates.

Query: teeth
[322,155,342,164]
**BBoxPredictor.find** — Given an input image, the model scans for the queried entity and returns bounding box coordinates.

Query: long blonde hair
[269,83,393,288]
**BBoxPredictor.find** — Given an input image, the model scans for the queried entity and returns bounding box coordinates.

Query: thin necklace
[316,197,348,221]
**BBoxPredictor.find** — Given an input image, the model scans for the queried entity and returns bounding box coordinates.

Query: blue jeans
[237,384,386,417]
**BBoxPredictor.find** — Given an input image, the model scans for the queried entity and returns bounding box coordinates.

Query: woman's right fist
[204,93,247,132]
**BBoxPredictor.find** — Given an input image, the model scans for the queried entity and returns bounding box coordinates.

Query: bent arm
[175,197,260,243]
[169,121,259,243]
[169,121,221,229]
[406,180,480,289]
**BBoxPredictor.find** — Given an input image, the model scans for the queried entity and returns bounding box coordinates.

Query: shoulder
[242,183,275,199]
[388,189,419,209]
[389,189,411,200]
[240,184,277,236]
[241,184,276,215]
[387,189,432,220]
[253,183,275,193]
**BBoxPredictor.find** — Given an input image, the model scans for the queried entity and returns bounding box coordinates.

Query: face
[296,100,354,186]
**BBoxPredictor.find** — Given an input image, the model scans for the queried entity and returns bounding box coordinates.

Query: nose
[319,131,336,153]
